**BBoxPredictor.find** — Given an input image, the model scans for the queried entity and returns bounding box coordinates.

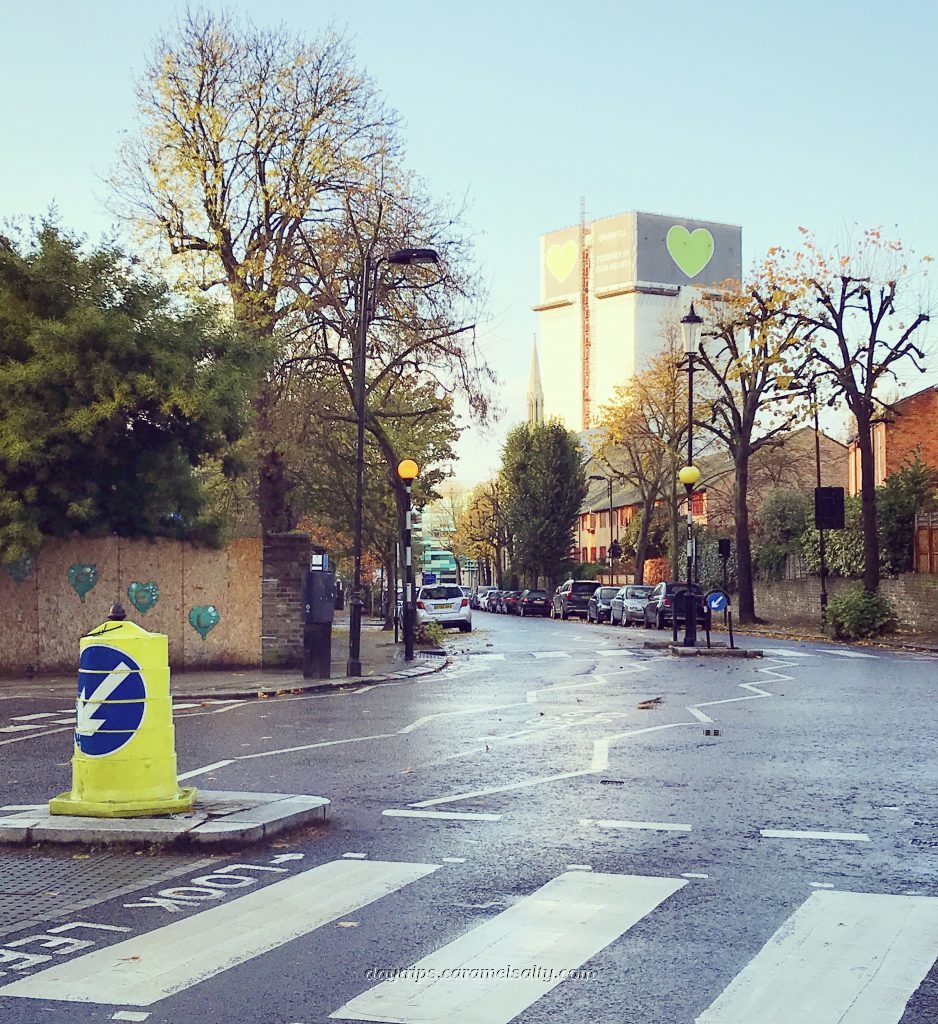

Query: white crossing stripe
[331,871,686,1024]
[595,648,636,657]
[171,702,201,710]
[760,648,817,657]
[760,829,870,842]
[10,712,59,721]
[0,859,437,1007]
[696,890,938,1023]
[383,810,501,822]
[0,724,49,733]
[580,818,692,833]
[818,648,878,659]
[532,651,569,659]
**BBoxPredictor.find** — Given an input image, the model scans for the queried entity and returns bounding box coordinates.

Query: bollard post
[50,609,196,817]
[728,609,735,650]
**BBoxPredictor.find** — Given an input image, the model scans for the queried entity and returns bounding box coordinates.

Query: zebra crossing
[1,858,935,1022]
[0,699,244,738]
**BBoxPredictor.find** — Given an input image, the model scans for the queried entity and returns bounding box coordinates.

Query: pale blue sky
[2,1,936,481]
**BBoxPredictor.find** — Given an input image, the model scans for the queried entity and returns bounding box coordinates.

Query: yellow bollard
[49,613,196,817]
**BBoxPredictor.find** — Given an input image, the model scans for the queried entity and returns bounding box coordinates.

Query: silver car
[610,584,654,626]
[416,584,472,632]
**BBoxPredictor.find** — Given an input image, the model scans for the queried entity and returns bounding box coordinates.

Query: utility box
[304,559,335,679]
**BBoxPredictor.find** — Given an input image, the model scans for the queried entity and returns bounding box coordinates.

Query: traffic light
[815,487,846,530]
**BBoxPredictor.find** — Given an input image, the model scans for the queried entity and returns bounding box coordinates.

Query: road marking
[0,860,438,1007]
[595,648,636,657]
[176,760,234,781]
[343,853,368,859]
[682,873,709,879]
[581,818,692,833]
[383,810,501,822]
[0,724,49,733]
[0,803,44,811]
[760,829,871,842]
[526,676,607,703]
[10,712,59,721]
[171,702,200,710]
[111,1013,150,1022]
[442,857,466,864]
[759,649,816,657]
[566,864,592,871]
[472,653,505,661]
[696,890,938,1023]
[332,871,686,1024]
[810,882,835,888]
[398,704,522,735]
[818,648,878,659]
[532,651,569,659]
[591,722,696,771]
[409,769,596,808]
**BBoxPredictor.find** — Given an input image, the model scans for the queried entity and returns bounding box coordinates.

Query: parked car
[642,582,709,630]
[471,586,495,610]
[586,586,621,623]
[415,584,472,632]
[502,591,522,614]
[610,584,655,626]
[460,586,472,600]
[518,589,550,617]
[485,589,502,612]
[550,579,600,620]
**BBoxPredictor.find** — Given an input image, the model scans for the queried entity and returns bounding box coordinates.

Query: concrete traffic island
[0,790,330,847]
[669,645,763,658]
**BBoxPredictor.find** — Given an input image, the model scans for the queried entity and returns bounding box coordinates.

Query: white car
[416,584,472,632]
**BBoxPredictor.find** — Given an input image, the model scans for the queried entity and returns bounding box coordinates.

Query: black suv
[551,579,599,620]
[643,582,709,629]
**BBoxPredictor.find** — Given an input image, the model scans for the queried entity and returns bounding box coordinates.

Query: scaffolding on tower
[579,197,591,429]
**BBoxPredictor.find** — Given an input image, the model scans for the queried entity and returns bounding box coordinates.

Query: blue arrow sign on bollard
[75,645,147,757]
[707,591,729,613]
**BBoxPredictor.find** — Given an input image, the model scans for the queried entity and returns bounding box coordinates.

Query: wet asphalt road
[0,611,936,1024]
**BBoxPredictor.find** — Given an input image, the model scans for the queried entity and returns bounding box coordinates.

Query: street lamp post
[589,474,621,579]
[680,303,703,648]
[397,459,420,662]
[347,247,438,677]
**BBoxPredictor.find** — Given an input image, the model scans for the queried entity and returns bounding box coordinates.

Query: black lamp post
[588,474,621,575]
[680,302,703,648]
[397,459,419,661]
[347,247,439,677]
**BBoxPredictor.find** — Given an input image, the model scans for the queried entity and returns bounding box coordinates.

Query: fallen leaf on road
[637,697,663,710]
[337,921,359,928]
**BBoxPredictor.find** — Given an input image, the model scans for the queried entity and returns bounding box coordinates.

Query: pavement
[0,612,935,1023]
[0,613,444,701]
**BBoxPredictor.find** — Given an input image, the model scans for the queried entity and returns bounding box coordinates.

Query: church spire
[527,337,544,426]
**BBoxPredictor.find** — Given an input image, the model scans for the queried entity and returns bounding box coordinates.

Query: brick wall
[261,533,311,668]
[885,387,938,477]
[753,574,938,634]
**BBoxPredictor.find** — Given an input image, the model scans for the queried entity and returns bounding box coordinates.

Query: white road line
[696,890,938,1024]
[171,702,200,710]
[526,674,609,704]
[409,769,596,808]
[759,649,816,657]
[0,803,43,811]
[397,704,523,735]
[343,853,368,859]
[566,864,593,871]
[176,760,235,781]
[472,653,505,660]
[818,648,878,659]
[382,809,501,822]
[591,722,696,772]
[111,1013,150,1022]
[0,860,438,1007]
[595,648,636,657]
[760,829,871,842]
[532,650,569,659]
[442,857,466,864]
[580,818,692,833]
[52,718,76,724]
[332,872,686,1024]
[682,873,709,879]
[0,724,49,733]
[10,712,59,721]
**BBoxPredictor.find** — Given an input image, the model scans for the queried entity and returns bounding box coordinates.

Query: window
[590,547,597,562]
[589,513,596,532]
[599,511,607,529]
[581,547,588,562]
[691,492,705,516]
[599,546,607,561]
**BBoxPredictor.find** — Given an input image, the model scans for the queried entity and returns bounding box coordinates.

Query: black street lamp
[680,302,703,648]
[588,474,621,573]
[347,247,439,677]
[397,458,420,662]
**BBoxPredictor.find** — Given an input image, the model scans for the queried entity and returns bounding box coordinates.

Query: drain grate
[0,851,214,937]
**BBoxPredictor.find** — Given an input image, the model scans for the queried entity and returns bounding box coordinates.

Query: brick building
[847,384,938,494]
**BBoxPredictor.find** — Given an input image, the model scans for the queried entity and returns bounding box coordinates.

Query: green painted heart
[2,553,34,584]
[546,240,578,284]
[128,581,160,614]
[666,225,715,278]
[68,564,98,603]
[189,605,220,640]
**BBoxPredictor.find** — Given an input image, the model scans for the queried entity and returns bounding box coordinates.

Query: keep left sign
[75,644,147,757]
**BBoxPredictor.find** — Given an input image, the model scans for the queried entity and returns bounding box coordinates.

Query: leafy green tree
[753,488,812,580]
[0,225,265,558]
[501,421,587,589]
[875,452,937,575]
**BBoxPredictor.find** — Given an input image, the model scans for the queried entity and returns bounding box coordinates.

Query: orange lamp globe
[397,459,419,481]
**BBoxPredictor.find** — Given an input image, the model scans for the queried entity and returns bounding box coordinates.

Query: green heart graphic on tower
[666,225,715,278]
